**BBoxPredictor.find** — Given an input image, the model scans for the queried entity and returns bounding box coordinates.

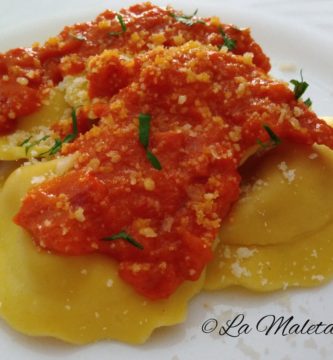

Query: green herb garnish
[138,113,162,170]
[20,135,50,155]
[290,70,312,105]
[102,230,144,250]
[63,108,78,143]
[138,113,151,148]
[109,14,127,36]
[263,124,281,145]
[41,108,78,156]
[256,139,269,149]
[304,98,312,107]
[146,150,162,170]
[26,135,50,155]
[256,124,281,149]
[19,136,33,147]
[45,139,64,156]
[169,9,206,26]
[218,27,236,51]
[117,14,127,32]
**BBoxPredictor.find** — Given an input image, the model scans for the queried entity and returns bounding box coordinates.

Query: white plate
[1,2,333,359]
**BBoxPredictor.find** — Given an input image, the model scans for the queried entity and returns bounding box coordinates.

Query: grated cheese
[231,261,251,278]
[277,161,296,183]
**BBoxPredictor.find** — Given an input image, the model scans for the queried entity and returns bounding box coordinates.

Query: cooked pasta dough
[205,126,333,291]
[0,157,204,344]
[0,161,20,188]
[0,87,67,161]
[2,124,333,342]
[0,0,332,342]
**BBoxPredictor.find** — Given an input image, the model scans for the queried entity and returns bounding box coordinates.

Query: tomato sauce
[0,3,271,135]
[15,39,333,299]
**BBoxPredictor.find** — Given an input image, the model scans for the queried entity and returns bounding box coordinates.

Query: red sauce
[15,41,333,299]
[0,3,270,134]
[0,48,42,133]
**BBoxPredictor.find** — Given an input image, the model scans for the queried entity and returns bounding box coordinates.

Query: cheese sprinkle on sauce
[8,4,333,300]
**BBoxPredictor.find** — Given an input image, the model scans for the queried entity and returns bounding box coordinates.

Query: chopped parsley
[290,70,312,106]
[41,108,78,156]
[263,124,281,145]
[102,230,144,250]
[109,14,127,36]
[138,113,151,148]
[256,139,269,149]
[304,98,312,107]
[138,113,162,170]
[146,150,162,170]
[20,135,50,155]
[62,108,79,142]
[218,27,236,51]
[19,136,32,148]
[256,124,281,149]
[45,139,64,156]
[168,9,206,26]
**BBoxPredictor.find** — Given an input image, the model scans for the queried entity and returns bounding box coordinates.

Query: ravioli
[205,122,333,291]
[0,157,204,344]
[1,2,333,345]
[0,87,68,161]
[0,161,20,189]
